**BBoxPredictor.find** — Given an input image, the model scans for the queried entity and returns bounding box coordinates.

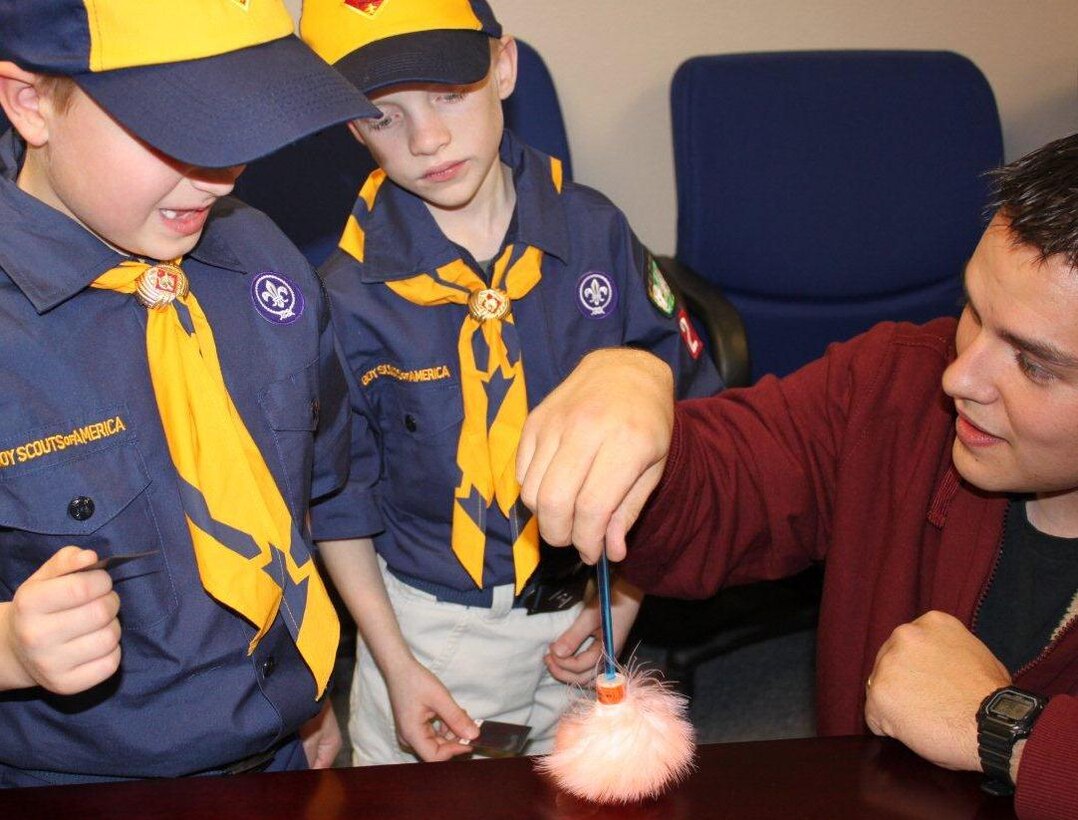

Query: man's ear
[347,119,368,147]
[492,35,518,102]
[0,62,52,147]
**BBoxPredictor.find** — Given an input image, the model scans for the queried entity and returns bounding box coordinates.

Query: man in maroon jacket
[517,134,1078,820]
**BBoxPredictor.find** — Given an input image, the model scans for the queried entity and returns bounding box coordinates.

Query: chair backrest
[234,38,572,269]
[671,50,1003,380]
[504,38,573,180]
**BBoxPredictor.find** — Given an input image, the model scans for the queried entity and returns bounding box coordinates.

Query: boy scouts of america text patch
[0,415,128,470]
[251,271,304,325]
[577,271,617,319]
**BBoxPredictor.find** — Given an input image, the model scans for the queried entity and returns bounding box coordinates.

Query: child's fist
[2,546,122,694]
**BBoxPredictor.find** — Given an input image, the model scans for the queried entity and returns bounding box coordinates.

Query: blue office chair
[670,50,1003,381]
[235,39,574,269]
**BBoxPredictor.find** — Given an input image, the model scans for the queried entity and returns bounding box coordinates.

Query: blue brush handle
[597,552,617,680]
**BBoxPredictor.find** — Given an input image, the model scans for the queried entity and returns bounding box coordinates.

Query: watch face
[988,690,1038,721]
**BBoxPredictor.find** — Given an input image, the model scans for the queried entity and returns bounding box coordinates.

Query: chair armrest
[656,255,751,388]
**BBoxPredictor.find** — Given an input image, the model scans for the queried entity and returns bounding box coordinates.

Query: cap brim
[74,36,380,168]
[335,30,492,95]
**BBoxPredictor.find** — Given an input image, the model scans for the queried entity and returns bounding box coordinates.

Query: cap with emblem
[300,0,502,94]
[0,0,380,167]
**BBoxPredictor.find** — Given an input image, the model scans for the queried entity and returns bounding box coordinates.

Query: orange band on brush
[596,673,626,705]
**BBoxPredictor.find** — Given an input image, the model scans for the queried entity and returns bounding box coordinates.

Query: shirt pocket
[260,364,319,518]
[378,380,464,523]
[0,442,177,631]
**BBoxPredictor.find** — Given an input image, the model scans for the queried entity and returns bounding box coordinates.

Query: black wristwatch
[977,686,1047,796]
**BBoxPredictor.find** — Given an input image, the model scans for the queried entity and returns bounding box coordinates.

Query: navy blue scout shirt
[314,130,721,598]
[0,131,354,784]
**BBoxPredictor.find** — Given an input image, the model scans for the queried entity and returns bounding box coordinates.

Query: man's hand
[0,546,122,694]
[385,658,479,762]
[865,610,1011,772]
[300,698,342,769]
[517,348,675,564]
[545,578,644,685]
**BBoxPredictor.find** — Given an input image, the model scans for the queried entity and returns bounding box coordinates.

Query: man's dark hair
[990,132,1078,269]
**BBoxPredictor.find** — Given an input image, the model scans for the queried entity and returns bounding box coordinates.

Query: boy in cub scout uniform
[302,0,723,764]
[0,0,379,785]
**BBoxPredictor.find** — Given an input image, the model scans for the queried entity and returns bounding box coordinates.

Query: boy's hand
[300,699,342,769]
[545,578,643,685]
[386,658,479,762]
[0,546,122,694]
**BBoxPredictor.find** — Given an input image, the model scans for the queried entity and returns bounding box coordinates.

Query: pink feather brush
[536,554,696,803]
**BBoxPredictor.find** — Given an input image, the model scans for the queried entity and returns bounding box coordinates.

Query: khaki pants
[349,562,584,765]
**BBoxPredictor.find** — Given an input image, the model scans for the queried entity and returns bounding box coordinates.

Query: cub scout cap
[301,0,502,94]
[0,0,380,167]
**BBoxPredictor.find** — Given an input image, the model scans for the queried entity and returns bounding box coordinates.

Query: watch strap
[978,722,1019,794]
[977,686,1047,796]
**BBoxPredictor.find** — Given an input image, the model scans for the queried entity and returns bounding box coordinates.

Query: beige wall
[287,1,1078,254]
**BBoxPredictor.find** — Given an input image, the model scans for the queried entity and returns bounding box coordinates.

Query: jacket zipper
[970,502,1009,633]
[1014,604,1078,679]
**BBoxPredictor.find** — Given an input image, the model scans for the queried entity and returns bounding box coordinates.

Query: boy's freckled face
[21,87,243,260]
[349,44,513,215]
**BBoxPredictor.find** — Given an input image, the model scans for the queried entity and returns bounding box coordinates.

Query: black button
[404,414,418,432]
[310,399,320,421]
[260,656,277,679]
[68,496,95,521]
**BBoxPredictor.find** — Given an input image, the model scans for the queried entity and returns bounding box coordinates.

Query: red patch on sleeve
[676,308,704,360]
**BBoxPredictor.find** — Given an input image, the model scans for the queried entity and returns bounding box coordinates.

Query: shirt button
[404,414,418,433]
[260,656,277,679]
[68,496,95,521]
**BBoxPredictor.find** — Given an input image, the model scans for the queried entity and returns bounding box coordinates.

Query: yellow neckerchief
[91,260,339,697]
[386,245,542,593]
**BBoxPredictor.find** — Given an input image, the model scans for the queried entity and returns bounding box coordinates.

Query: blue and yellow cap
[300,0,502,94]
[0,0,380,166]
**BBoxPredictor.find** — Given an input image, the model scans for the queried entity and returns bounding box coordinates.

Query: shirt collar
[188,207,245,273]
[503,129,571,263]
[354,129,571,283]
[0,130,243,314]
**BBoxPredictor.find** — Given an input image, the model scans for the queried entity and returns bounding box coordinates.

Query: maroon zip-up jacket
[623,319,1078,820]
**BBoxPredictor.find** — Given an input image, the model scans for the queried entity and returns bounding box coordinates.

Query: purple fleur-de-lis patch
[251,271,304,325]
[576,271,617,319]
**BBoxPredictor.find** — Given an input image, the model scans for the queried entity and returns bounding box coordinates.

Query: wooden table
[0,736,1017,819]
